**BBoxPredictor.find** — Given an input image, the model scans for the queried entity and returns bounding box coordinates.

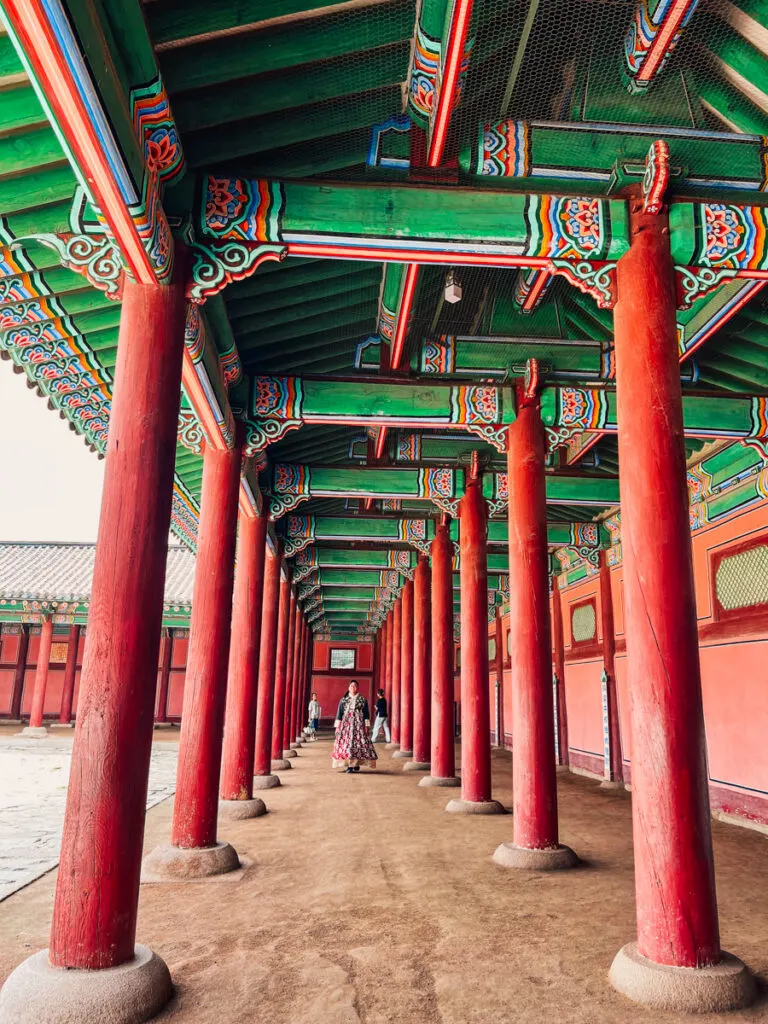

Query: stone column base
[0,945,171,1024]
[50,722,75,729]
[19,726,48,738]
[609,942,756,1013]
[289,742,302,749]
[403,761,431,772]
[392,749,412,759]
[493,841,578,871]
[219,798,267,820]
[271,758,292,771]
[153,722,175,730]
[445,798,506,815]
[282,748,297,759]
[599,779,625,790]
[419,775,460,788]
[555,764,570,774]
[141,840,240,882]
[252,774,281,790]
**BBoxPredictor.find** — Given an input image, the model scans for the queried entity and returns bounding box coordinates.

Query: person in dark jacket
[370,688,390,743]
[332,680,378,773]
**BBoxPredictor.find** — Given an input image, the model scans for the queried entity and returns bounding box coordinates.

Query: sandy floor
[1,736,767,1023]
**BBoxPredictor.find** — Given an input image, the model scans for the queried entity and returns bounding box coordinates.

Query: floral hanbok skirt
[332,709,378,769]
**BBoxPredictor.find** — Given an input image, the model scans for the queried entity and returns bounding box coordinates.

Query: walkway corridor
[1,739,766,1024]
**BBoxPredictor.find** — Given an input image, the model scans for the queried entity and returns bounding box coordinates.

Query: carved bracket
[14,234,125,299]
[675,265,738,310]
[269,491,310,521]
[187,241,287,303]
[642,140,670,215]
[547,259,617,309]
[244,418,302,455]
[432,496,461,519]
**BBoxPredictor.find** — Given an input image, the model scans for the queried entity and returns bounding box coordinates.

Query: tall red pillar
[390,598,402,746]
[281,593,298,757]
[447,477,503,814]
[148,439,242,877]
[34,269,186,999]
[270,576,292,768]
[9,624,29,722]
[493,405,576,867]
[154,629,172,726]
[253,544,282,788]
[608,198,754,1010]
[25,616,54,734]
[493,608,504,747]
[599,552,623,788]
[421,521,459,787]
[550,577,569,767]
[296,615,308,740]
[290,615,303,743]
[393,580,414,758]
[220,510,268,816]
[58,624,81,726]
[382,616,391,707]
[407,556,431,771]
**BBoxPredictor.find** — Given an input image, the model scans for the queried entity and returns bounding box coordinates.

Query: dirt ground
[1,736,767,1024]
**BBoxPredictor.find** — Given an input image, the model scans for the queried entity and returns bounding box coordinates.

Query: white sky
[0,359,105,542]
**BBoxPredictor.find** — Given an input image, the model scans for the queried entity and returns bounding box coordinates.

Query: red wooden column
[294,615,307,741]
[25,616,54,734]
[447,476,503,814]
[393,580,414,758]
[389,598,402,746]
[9,624,29,722]
[270,575,292,769]
[29,269,187,1003]
[421,520,459,787]
[407,556,431,772]
[493,608,504,746]
[220,510,268,817]
[608,198,754,1010]
[145,439,242,878]
[58,624,81,726]
[598,552,623,788]
[493,405,576,866]
[550,576,569,767]
[153,629,172,727]
[382,616,391,707]
[253,544,282,788]
[282,594,299,754]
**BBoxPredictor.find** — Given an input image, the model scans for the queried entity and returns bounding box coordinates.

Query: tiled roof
[0,543,196,606]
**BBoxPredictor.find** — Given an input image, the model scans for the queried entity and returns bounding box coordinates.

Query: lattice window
[330,648,355,670]
[715,543,768,614]
[571,601,596,644]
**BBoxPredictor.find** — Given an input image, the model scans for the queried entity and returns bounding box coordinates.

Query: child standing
[308,692,322,739]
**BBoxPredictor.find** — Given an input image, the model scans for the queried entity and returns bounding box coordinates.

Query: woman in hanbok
[332,680,378,773]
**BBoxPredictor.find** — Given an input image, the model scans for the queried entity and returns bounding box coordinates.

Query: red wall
[311,640,374,723]
[0,626,187,724]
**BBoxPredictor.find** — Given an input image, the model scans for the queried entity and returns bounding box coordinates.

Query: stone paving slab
[0,736,177,901]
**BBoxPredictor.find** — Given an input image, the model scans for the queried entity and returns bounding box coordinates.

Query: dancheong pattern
[130,76,185,186]
[203,177,284,243]
[408,25,441,124]
[418,468,455,499]
[422,336,456,374]
[477,119,530,177]
[252,376,304,419]
[623,0,700,94]
[527,196,606,260]
[396,434,421,462]
[695,204,768,272]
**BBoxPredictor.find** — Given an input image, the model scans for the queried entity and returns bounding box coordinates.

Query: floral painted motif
[206,178,249,233]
